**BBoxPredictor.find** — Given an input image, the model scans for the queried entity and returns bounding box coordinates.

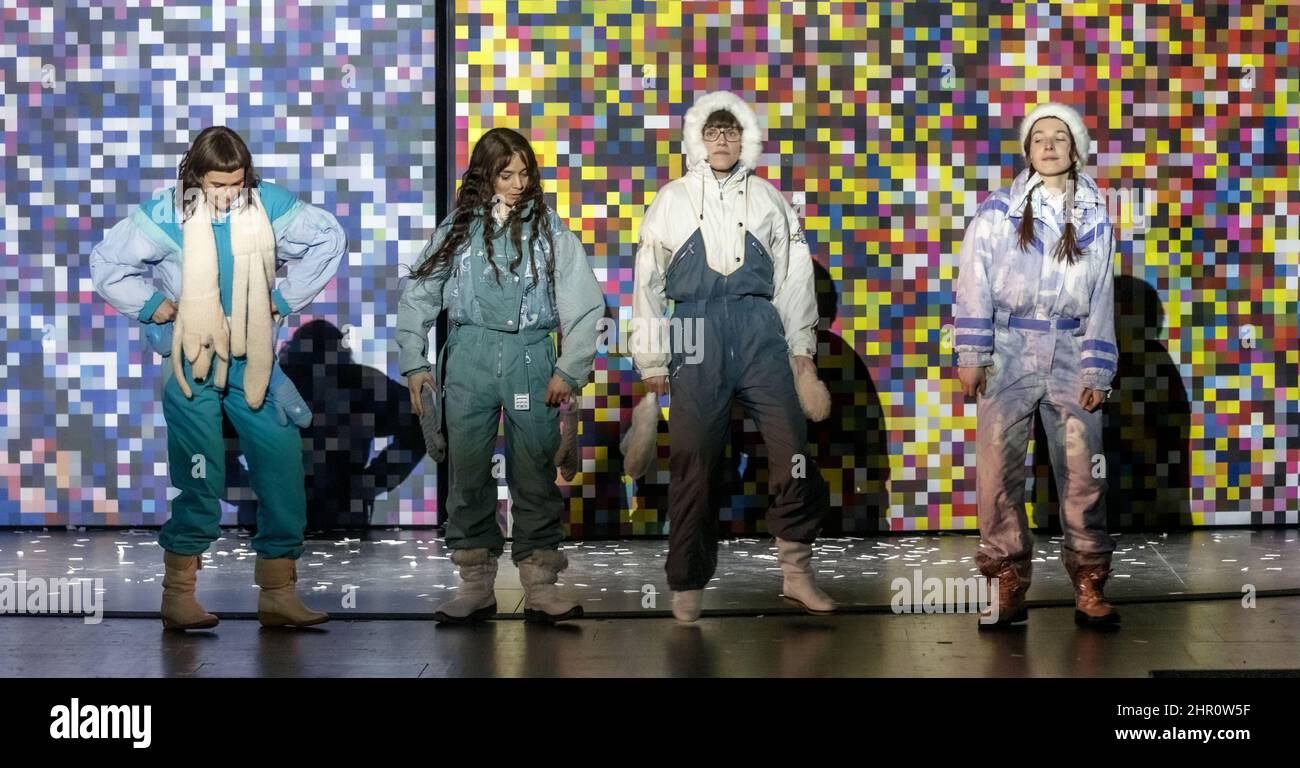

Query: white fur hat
[682,90,763,170]
[1019,102,1091,171]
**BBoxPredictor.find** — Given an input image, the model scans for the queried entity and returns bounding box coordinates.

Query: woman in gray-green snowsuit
[396,128,604,624]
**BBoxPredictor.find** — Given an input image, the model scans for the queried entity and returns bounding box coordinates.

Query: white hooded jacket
[631,91,819,379]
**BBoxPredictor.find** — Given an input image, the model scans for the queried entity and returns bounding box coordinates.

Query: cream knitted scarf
[171,190,277,409]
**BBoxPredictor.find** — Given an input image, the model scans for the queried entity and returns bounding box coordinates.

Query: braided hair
[1018,119,1084,265]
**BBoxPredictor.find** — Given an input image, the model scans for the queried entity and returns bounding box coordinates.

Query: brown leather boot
[161,551,220,631]
[1063,548,1120,628]
[254,557,330,628]
[976,556,1031,629]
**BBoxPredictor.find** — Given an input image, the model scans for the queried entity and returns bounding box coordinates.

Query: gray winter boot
[517,548,584,624]
[433,548,499,625]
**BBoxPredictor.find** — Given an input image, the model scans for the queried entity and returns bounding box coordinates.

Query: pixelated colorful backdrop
[452,0,1298,536]
[2,0,444,527]
[3,1,1297,534]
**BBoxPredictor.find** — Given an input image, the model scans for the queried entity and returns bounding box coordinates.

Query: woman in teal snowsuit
[396,128,605,625]
[89,126,347,630]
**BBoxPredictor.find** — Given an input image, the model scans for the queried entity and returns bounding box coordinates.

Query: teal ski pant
[159,354,307,560]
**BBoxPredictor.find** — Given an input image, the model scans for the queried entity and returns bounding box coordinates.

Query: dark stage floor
[0,528,1296,618]
[3,598,1299,678]
[2,529,1298,677]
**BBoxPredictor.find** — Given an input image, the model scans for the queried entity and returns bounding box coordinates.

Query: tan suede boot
[161,551,219,631]
[254,557,330,628]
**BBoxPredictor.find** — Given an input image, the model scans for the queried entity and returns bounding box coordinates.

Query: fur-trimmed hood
[682,90,763,171]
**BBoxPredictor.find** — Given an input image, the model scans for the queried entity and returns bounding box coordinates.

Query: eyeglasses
[703,126,742,142]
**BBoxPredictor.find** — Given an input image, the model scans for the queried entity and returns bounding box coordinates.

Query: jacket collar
[1007,166,1106,223]
[688,157,750,182]
[476,197,539,223]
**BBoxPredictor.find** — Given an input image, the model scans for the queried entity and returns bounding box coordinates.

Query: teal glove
[144,321,174,357]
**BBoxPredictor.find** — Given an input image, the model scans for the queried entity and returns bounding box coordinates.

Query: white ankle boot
[672,589,703,622]
[776,538,836,614]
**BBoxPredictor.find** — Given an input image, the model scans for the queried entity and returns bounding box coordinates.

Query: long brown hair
[1018,120,1083,265]
[411,127,555,294]
[176,126,261,221]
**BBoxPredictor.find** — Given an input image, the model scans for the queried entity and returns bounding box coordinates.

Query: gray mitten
[554,400,580,481]
[419,380,447,462]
